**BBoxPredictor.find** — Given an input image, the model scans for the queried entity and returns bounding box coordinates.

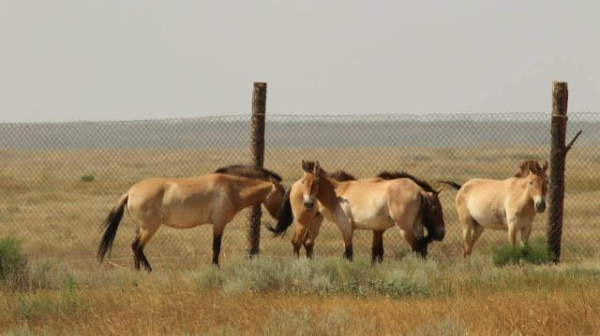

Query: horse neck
[238,180,273,209]
[316,176,340,209]
[513,178,534,210]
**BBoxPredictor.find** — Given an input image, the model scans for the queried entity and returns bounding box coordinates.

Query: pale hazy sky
[0,1,598,122]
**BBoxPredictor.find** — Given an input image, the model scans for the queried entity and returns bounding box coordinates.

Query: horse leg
[292,221,308,258]
[399,230,418,255]
[344,243,354,261]
[520,224,532,255]
[212,223,226,267]
[470,223,485,248]
[388,195,425,258]
[132,230,141,269]
[507,222,518,246]
[303,213,323,259]
[333,220,354,261]
[371,230,385,264]
[520,225,532,245]
[462,226,474,257]
[131,226,158,273]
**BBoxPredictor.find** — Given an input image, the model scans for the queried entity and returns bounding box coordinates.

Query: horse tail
[439,180,462,190]
[266,187,293,237]
[97,193,129,262]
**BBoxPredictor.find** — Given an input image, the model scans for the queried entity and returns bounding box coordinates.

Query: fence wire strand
[0,113,598,263]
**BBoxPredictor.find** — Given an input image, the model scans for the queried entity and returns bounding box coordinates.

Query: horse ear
[314,161,320,174]
[542,161,549,172]
[268,176,277,184]
[435,186,443,194]
[302,160,308,172]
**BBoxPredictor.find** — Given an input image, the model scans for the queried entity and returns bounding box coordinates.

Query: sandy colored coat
[443,160,548,257]
[98,171,285,272]
[289,171,436,260]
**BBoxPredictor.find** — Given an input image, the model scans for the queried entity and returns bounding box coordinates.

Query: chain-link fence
[0,113,598,264]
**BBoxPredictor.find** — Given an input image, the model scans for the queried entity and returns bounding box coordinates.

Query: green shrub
[492,236,553,266]
[0,236,30,289]
[80,174,95,182]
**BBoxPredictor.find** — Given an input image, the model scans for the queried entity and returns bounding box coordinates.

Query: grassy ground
[0,145,598,264]
[1,255,599,335]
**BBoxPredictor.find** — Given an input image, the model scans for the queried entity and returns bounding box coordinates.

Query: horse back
[385,179,423,210]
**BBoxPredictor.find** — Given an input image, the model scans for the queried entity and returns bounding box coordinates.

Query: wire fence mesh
[0,112,598,265]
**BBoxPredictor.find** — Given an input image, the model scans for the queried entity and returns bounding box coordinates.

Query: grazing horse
[440,160,548,257]
[97,165,286,272]
[269,161,445,261]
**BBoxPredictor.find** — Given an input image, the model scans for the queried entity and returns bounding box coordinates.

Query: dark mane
[328,170,357,182]
[301,161,327,175]
[214,164,282,182]
[376,171,435,193]
[514,160,542,178]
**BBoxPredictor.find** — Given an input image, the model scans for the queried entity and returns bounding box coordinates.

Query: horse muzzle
[535,201,546,213]
[432,227,445,241]
[303,200,314,211]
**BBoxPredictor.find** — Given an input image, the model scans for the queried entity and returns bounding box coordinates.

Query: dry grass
[0,144,599,334]
[0,145,598,265]
[1,255,599,335]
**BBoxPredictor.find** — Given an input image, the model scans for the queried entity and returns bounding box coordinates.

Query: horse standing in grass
[440,160,548,257]
[269,161,445,261]
[272,169,388,262]
[97,165,286,272]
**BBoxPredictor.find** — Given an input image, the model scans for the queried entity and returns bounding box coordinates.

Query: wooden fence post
[247,82,267,257]
[547,81,582,263]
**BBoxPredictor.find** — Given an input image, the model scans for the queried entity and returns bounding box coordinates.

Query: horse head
[301,160,324,211]
[421,188,446,242]
[517,160,549,213]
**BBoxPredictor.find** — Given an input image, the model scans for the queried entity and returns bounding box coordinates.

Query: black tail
[97,194,128,262]
[439,180,462,190]
[266,188,293,237]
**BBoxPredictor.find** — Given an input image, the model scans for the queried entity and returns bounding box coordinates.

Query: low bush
[492,236,553,266]
[80,174,95,182]
[0,236,30,289]
[195,256,439,298]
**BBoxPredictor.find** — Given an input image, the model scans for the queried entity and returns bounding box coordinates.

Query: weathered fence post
[247,82,267,257]
[547,81,582,263]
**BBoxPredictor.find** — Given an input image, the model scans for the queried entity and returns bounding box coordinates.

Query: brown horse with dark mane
[97,165,285,272]
[269,161,445,261]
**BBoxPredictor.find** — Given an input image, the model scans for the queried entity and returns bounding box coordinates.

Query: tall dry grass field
[1,140,599,334]
[1,256,599,335]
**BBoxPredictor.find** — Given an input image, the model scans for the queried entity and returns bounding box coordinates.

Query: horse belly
[162,205,212,229]
[350,205,393,231]
[162,193,215,229]
[353,216,394,231]
[468,203,507,230]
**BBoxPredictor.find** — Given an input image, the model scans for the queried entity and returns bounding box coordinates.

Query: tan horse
[440,160,548,257]
[269,161,446,260]
[97,165,286,272]
[270,170,387,262]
